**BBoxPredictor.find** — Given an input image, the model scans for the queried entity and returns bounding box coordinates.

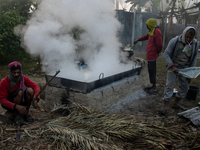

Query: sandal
[159,108,167,115]
[144,87,152,90]
[145,88,158,94]
[171,104,187,111]
[24,114,34,122]
[14,116,24,124]
[149,89,157,92]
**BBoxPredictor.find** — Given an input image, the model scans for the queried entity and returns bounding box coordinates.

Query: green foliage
[0,10,26,64]
[164,0,175,12]
[150,0,162,13]
[0,0,37,17]
[0,0,37,65]
[127,0,149,12]
[126,0,162,13]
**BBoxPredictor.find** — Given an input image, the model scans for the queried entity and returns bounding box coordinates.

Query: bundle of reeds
[44,101,200,150]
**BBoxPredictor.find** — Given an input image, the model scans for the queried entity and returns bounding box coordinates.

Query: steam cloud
[15,0,136,82]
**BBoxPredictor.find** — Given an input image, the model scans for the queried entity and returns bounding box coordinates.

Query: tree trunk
[169,0,176,34]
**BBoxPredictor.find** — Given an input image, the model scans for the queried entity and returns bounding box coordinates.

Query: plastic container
[172,88,178,97]
[186,86,199,100]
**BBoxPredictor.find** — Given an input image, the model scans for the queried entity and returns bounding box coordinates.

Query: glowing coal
[14,0,139,82]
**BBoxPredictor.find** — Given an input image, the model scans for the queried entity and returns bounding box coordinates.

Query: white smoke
[14,0,136,82]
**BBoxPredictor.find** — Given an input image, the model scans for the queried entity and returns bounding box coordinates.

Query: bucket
[186,86,199,100]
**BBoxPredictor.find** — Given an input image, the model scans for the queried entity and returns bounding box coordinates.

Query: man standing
[160,26,199,115]
[134,18,163,93]
[0,61,40,123]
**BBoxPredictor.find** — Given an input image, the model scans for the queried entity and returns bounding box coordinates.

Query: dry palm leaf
[44,102,196,149]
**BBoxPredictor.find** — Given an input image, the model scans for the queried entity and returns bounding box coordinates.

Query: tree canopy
[0,0,37,65]
[125,0,162,13]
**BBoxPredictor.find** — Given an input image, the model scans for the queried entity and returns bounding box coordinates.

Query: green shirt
[173,42,192,67]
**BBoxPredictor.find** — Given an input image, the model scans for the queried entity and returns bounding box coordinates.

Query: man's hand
[133,39,139,45]
[171,66,179,73]
[33,99,39,108]
[15,105,28,115]
[33,98,42,110]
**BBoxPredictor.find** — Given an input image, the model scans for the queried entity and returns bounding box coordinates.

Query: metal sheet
[178,107,200,126]
[45,67,142,93]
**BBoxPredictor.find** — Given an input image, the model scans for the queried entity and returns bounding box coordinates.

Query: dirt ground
[0,52,200,149]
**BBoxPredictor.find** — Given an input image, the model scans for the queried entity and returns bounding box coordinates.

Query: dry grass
[44,102,200,150]
[2,101,199,150]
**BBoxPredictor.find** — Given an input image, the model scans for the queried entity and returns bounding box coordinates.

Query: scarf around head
[8,61,24,89]
[179,26,196,53]
[8,70,23,89]
[146,18,157,36]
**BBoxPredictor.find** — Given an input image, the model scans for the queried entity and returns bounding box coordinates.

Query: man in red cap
[0,61,40,123]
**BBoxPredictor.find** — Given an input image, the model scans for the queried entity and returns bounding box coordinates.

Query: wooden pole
[196,6,200,47]
[35,70,60,98]
[116,0,119,10]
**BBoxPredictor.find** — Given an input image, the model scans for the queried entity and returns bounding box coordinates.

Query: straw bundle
[44,101,199,150]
